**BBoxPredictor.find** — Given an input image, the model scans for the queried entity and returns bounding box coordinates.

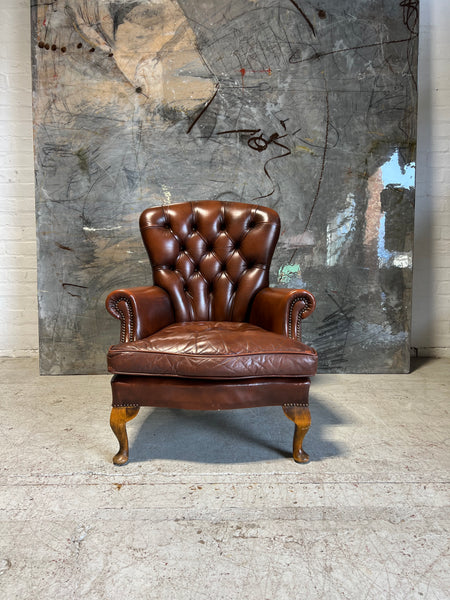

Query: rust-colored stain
[240,67,246,88]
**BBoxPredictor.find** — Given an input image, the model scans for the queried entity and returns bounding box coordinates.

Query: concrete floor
[0,358,449,599]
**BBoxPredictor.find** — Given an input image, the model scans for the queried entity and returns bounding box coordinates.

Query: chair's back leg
[282,405,311,463]
[110,406,140,465]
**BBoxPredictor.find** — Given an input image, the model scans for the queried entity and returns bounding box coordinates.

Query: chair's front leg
[283,405,311,463]
[110,407,140,465]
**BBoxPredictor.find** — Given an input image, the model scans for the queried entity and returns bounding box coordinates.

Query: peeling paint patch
[381,149,415,188]
[162,184,172,205]
[278,264,302,286]
[82,226,122,232]
[392,254,412,268]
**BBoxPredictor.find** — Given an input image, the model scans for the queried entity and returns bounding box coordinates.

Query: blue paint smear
[381,149,415,187]
[377,151,415,268]
[377,213,392,266]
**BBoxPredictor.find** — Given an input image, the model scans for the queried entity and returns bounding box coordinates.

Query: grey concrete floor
[0,357,449,599]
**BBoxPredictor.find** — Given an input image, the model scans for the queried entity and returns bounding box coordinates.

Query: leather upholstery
[108,321,318,379]
[139,201,280,322]
[111,374,311,410]
[106,200,318,413]
[249,287,316,339]
[106,286,174,343]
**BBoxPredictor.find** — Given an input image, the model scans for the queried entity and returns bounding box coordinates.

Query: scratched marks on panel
[31,0,418,374]
[216,122,301,202]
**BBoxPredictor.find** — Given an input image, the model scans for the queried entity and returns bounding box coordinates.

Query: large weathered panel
[31,0,418,374]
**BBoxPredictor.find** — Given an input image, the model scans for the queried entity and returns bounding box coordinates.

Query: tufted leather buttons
[139,200,281,322]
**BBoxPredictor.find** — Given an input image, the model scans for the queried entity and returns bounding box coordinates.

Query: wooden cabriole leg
[110,406,140,466]
[282,405,311,463]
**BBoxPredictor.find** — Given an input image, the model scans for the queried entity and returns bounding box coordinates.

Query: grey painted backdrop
[31,0,418,374]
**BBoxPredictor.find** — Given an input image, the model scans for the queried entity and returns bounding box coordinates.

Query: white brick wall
[0,0,38,357]
[412,0,450,357]
[0,0,449,358]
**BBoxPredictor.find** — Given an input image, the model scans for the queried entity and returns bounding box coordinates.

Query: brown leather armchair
[106,201,317,465]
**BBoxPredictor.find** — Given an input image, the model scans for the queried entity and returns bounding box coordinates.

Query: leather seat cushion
[107,321,318,379]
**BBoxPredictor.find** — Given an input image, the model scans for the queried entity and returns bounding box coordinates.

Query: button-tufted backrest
[139,201,280,322]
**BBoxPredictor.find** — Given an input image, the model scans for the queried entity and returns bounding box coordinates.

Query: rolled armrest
[106,286,174,343]
[249,287,316,340]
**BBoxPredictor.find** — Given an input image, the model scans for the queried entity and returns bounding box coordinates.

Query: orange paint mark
[240,67,246,88]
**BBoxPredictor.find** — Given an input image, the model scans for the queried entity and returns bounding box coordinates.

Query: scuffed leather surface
[105,201,318,411]
[106,286,174,342]
[250,287,316,340]
[108,321,318,379]
[139,201,280,323]
[111,374,311,409]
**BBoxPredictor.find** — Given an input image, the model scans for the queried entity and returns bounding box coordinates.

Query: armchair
[106,201,317,464]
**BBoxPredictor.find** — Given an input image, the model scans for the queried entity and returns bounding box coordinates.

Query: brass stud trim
[288,296,311,339]
[114,297,135,343]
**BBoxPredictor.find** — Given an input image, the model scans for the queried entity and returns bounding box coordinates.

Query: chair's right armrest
[106,286,174,343]
[249,287,316,341]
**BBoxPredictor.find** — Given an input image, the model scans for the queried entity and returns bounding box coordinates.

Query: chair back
[139,200,280,322]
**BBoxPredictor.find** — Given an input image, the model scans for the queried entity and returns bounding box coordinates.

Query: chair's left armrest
[106,286,174,343]
[249,287,316,340]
